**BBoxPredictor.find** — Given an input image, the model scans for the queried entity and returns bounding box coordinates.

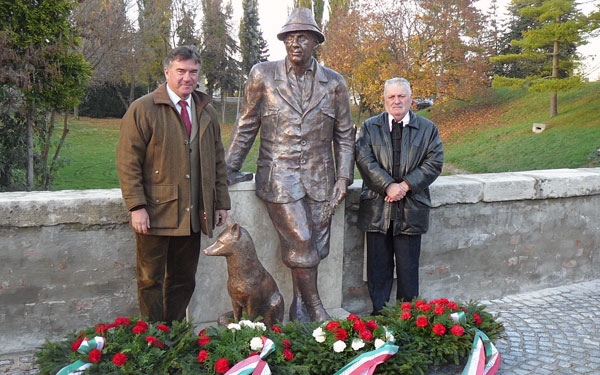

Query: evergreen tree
[239,0,269,75]
[201,0,240,121]
[177,4,200,47]
[490,0,589,117]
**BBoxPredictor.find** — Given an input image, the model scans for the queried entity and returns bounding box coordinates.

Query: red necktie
[179,100,191,136]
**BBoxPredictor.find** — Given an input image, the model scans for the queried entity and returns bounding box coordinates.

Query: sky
[231,0,600,81]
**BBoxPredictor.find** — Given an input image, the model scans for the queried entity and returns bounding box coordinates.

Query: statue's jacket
[226,57,355,204]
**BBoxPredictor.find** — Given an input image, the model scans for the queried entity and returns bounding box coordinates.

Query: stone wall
[1,168,599,355]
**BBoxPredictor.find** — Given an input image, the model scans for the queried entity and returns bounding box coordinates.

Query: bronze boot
[291,267,330,322]
[289,268,310,323]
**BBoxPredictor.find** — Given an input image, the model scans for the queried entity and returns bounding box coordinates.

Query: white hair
[384,77,412,96]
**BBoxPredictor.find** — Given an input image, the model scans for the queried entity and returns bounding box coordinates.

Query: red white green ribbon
[56,336,105,375]
[225,336,275,375]
[461,329,500,375]
[452,312,500,375]
[332,341,399,375]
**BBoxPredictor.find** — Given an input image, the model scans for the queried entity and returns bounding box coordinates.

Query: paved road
[2,279,599,375]
[483,279,600,375]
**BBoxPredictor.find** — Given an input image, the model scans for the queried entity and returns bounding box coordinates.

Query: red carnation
[334,328,348,341]
[282,339,292,348]
[401,311,412,320]
[197,349,209,363]
[198,329,207,336]
[271,326,282,333]
[114,317,131,327]
[198,335,210,347]
[132,321,149,335]
[473,313,482,325]
[401,302,412,311]
[326,321,341,331]
[359,329,373,341]
[352,319,366,332]
[347,313,360,321]
[432,323,446,336]
[95,323,108,334]
[145,335,164,349]
[417,303,431,312]
[215,358,230,374]
[434,305,445,315]
[156,324,170,333]
[416,315,429,328]
[112,353,127,366]
[283,348,294,361]
[89,348,102,363]
[450,325,465,336]
[71,338,83,352]
[447,302,459,310]
[366,320,378,330]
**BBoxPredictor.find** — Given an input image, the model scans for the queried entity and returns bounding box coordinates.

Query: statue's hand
[329,180,348,216]
[227,170,253,186]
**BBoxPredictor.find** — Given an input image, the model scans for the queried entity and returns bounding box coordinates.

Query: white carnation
[385,330,395,343]
[239,320,255,329]
[312,327,326,343]
[227,323,241,331]
[254,322,267,331]
[333,340,347,353]
[351,338,365,351]
[250,337,263,351]
[374,338,385,349]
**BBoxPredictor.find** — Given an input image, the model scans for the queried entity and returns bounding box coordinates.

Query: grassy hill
[424,82,600,174]
[49,83,600,190]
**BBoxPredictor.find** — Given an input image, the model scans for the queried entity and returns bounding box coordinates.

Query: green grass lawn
[50,117,121,190]
[49,83,600,190]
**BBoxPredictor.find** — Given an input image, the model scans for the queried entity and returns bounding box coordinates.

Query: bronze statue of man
[226,8,355,323]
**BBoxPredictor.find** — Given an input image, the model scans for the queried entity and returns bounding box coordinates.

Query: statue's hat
[277,8,325,44]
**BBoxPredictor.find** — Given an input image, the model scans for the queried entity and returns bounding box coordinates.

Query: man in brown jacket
[116,46,230,324]
[226,8,355,322]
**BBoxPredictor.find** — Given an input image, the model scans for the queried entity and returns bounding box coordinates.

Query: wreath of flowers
[34,299,504,375]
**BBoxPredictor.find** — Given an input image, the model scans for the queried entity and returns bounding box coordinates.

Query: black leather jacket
[355,111,444,235]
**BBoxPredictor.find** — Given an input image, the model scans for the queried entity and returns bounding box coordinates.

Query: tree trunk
[40,110,56,188]
[45,112,70,190]
[221,92,226,124]
[26,105,34,191]
[550,39,559,117]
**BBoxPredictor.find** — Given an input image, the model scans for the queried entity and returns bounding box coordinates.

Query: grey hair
[384,77,412,96]
[163,45,202,69]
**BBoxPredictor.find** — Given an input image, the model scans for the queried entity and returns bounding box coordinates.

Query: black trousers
[366,227,421,314]
[135,232,201,324]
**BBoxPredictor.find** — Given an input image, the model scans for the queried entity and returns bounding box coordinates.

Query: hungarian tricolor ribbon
[225,336,275,375]
[452,312,500,375]
[56,336,106,375]
[332,341,399,375]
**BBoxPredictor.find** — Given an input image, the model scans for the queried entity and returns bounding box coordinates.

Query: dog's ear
[231,222,241,240]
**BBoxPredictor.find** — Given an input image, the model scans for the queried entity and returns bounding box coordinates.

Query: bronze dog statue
[204,220,284,327]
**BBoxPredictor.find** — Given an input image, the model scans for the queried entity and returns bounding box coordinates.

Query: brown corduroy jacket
[116,84,230,237]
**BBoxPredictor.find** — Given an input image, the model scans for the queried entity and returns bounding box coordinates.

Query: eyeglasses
[284,33,312,45]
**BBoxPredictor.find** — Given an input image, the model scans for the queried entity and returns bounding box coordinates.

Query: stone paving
[2,279,599,375]
[484,278,600,375]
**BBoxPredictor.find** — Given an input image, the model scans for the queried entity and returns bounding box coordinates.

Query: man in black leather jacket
[355,77,443,315]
